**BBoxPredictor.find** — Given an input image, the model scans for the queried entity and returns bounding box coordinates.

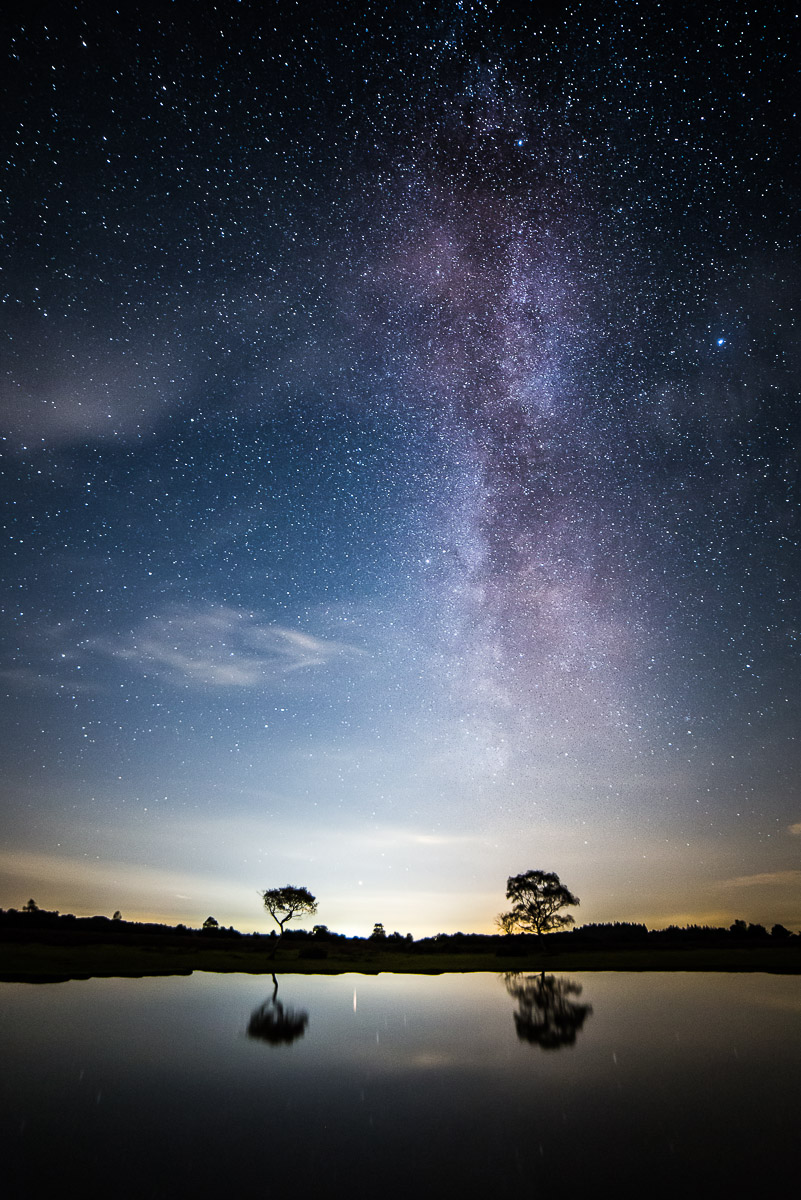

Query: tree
[370,922,387,940]
[112,910,122,921]
[203,916,219,929]
[23,898,39,913]
[260,885,318,955]
[498,870,580,939]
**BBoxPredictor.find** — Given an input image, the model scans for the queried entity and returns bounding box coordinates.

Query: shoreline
[3,941,800,981]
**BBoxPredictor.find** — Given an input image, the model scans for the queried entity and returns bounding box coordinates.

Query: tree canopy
[260,885,318,935]
[498,870,580,937]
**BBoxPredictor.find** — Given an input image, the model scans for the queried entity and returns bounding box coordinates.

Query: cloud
[0,663,101,694]
[0,318,194,450]
[719,870,801,889]
[0,617,106,695]
[105,605,362,688]
[789,823,801,837]
[0,848,237,918]
[0,606,363,698]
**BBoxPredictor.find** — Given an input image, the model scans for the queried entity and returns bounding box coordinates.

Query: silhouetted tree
[23,898,39,913]
[203,916,219,929]
[247,974,309,1046]
[112,910,122,921]
[260,885,318,956]
[370,922,387,940]
[498,870,580,939]
[771,923,791,940]
[504,972,593,1049]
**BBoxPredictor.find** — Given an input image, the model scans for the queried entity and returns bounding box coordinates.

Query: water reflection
[246,973,309,1046]
[504,971,593,1049]
[2,972,799,1194]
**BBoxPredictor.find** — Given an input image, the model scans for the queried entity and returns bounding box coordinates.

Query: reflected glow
[1,972,799,1192]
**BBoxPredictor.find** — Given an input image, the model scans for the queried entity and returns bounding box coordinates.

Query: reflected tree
[247,974,309,1046]
[504,972,592,1050]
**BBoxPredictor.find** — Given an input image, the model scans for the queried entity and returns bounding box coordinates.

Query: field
[2,938,800,982]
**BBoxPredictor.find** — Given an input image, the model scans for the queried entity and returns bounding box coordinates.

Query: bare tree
[498,870,579,939]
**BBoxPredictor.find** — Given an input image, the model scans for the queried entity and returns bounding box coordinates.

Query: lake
[2,971,799,1197]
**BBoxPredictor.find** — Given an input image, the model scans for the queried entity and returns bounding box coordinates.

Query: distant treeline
[0,908,797,951]
[406,920,799,953]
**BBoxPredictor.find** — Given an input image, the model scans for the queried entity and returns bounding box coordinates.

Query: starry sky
[2,0,799,936]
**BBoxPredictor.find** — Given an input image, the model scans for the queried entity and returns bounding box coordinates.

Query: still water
[2,971,799,1197]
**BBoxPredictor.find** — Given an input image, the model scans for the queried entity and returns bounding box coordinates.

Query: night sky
[2,0,799,935]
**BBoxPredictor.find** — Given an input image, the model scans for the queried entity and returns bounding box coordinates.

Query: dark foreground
[3,938,800,981]
[3,909,799,981]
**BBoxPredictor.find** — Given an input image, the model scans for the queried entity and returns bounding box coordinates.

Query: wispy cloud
[718,870,801,889]
[105,605,362,688]
[0,663,102,694]
[0,848,236,919]
[0,320,192,450]
[0,606,363,696]
[0,617,106,695]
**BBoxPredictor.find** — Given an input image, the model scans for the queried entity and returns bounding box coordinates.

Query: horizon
[5,896,794,939]
[3,867,797,939]
[2,3,799,939]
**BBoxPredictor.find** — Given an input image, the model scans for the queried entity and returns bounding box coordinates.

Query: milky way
[1,2,799,933]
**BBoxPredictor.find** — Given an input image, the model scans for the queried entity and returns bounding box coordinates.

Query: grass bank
[2,940,800,981]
